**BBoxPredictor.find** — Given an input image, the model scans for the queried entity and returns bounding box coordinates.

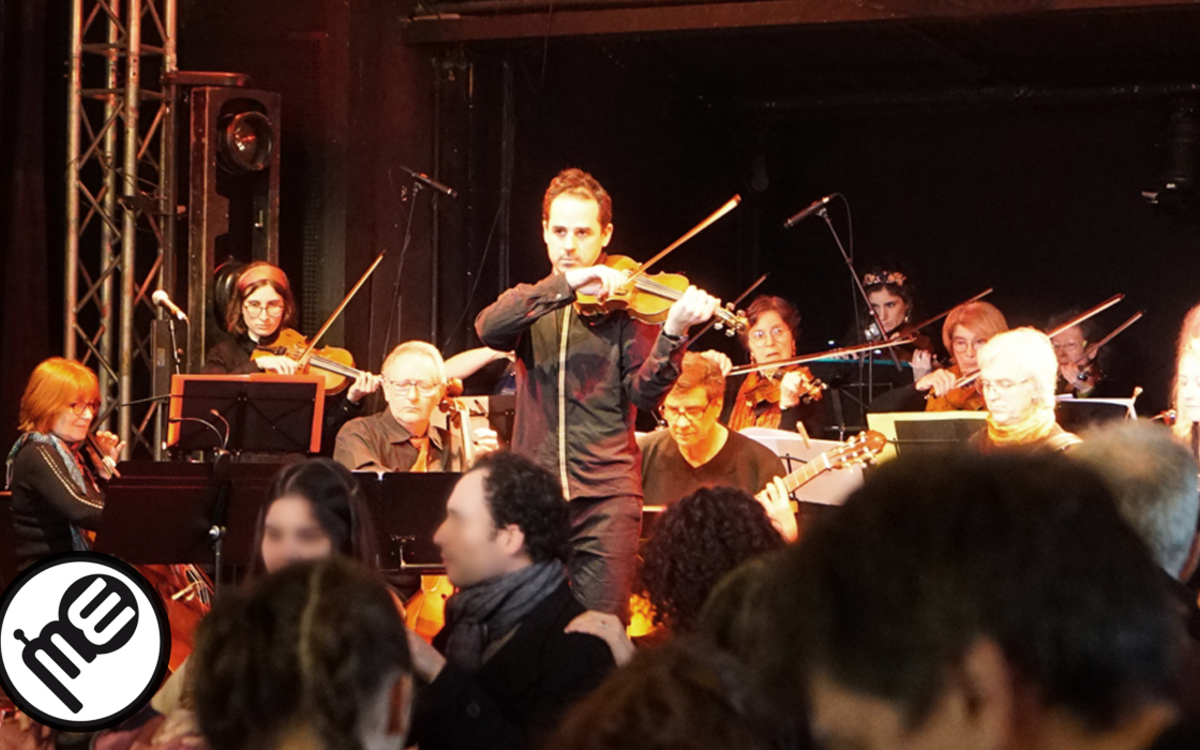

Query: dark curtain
[0,0,59,454]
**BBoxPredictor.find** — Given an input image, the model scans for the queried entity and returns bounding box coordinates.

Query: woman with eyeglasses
[6,357,123,570]
[723,295,824,434]
[202,262,380,453]
[916,300,1009,412]
[970,327,1081,453]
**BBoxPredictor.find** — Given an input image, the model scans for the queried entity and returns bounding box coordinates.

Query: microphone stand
[815,201,900,432]
[382,175,428,363]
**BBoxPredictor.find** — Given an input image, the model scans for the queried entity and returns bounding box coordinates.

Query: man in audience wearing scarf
[406,451,614,750]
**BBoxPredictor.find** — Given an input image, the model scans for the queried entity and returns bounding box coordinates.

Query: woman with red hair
[6,357,123,569]
[917,300,1009,411]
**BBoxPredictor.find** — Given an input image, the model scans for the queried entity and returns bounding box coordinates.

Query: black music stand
[93,462,279,592]
[356,472,462,572]
[167,374,326,454]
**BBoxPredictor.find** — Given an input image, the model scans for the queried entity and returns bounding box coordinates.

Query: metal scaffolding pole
[66,0,178,458]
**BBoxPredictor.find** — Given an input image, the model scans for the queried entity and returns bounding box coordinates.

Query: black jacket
[411,581,615,750]
[476,271,685,501]
[9,441,105,570]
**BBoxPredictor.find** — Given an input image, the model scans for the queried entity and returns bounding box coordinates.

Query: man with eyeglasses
[334,341,498,473]
[639,353,796,539]
[475,168,719,617]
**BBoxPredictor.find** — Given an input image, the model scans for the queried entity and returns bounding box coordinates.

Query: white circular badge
[0,552,170,731]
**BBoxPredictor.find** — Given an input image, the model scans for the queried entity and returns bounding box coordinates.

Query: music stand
[867,411,988,463]
[356,472,462,572]
[167,374,326,454]
[1054,395,1136,434]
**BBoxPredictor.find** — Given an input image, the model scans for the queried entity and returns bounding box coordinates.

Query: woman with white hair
[970,327,1081,453]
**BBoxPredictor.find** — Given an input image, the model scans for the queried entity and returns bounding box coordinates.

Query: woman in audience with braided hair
[192,557,414,750]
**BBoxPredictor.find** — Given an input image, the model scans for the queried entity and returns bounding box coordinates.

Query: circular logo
[0,552,170,731]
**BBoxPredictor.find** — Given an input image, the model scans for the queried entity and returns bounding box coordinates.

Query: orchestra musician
[474,167,719,616]
[859,269,934,381]
[5,358,123,570]
[915,300,1009,411]
[334,341,498,473]
[202,262,381,453]
[722,295,824,436]
[971,328,1081,453]
[638,353,796,540]
[1048,310,1103,397]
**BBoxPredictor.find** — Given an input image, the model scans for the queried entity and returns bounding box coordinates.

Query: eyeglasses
[749,326,789,343]
[1052,341,1086,353]
[382,378,442,396]
[660,403,712,422]
[243,300,285,318]
[979,378,1031,394]
[69,401,101,417]
[952,338,988,354]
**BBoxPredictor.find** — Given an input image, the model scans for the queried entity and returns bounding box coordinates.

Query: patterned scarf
[7,431,96,551]
[442,560,565,674]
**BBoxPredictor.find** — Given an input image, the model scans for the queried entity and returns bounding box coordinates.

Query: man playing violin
[475,167,719,617]
[202,262,381,453]
[334,341,498,473]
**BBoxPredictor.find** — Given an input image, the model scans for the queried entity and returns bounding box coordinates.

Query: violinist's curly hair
[738,295,800,350]
[640,486,785,633]
[192,557,410,750]
[542,168,613,227]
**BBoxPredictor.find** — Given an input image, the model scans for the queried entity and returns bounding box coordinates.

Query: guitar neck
[780,451,834,494]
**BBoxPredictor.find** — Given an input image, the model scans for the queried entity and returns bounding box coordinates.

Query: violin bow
[688,272,769,343]
[628,195,742,283]
[728,337,917,377]
[1079,311,1143,366]
[952,292,1125,391]
[298,250,387,363]
[906,288,994,333]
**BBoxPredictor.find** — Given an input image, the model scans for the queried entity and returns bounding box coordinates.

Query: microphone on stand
[152,290,188,322]
[398,165,458,198]
[782,194,835,229]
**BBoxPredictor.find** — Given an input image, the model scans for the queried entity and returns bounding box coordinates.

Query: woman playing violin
[202,262,380,452]
[725,295,823,434]
[859,269,935,381]
[6,358,123,570]
[917,300,1008,412]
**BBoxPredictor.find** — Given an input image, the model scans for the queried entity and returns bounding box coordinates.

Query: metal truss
[65,0,177,458]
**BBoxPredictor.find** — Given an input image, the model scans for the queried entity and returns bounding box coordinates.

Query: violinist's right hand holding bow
[255,354,300,375]
[915,368,960,398]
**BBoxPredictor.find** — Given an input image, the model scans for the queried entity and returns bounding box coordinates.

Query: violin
[252,327,371,395]
[575,255,749,336]
[925,364,986,412]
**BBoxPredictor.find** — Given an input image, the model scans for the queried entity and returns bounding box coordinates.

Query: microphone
[169,417,226,453]
[209,408,231,452]
[152,290,188,322]
[399,165,458,198]
[782,194,835,229]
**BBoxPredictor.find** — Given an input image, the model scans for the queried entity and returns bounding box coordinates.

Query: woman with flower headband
[202,262,381,453]
[855,269,935,381]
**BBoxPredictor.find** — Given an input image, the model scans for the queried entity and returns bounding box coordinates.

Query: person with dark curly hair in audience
[405,450,614,750]
[756,451,1200,750]
[191,557,414,750]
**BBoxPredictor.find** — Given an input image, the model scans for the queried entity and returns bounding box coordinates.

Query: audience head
[977,327,1058,426]
[18,357,100,442]
[943,301,1008,374]
[662,353,726,450]
[226,262,296,339]
[740,295,800,364]
[758,452,1179,750]
[434,450,570,588]
[641,486,785,633]
[253,458,378,576]
[863,269,914,336]
[380,341,448,435]
[193,557,412,750]
[1073,420,1200,581]
[545,637,775,750]
[542,168,614,275]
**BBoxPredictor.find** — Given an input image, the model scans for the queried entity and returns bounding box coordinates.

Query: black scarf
[442,560,565,673]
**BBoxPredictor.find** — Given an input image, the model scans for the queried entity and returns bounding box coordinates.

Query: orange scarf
[986,406,1057,447]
